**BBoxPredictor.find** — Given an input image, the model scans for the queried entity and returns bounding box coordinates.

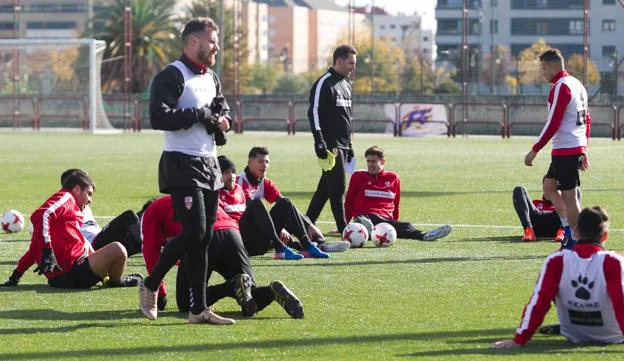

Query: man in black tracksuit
[306,45,358,233]
[138,17,233,325]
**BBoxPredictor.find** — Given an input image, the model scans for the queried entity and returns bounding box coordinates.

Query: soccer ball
[353,215,373,237]
[1,210,25,233]
[371,223,397,247]
[342,222,368,248]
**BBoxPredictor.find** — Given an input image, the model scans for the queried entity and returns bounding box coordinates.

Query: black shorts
[545,154,584,191]
[48,257,101,289]
[158,151,224,194]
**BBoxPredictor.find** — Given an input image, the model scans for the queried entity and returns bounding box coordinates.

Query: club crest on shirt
[385,181,391,186]
[184,196,193,210]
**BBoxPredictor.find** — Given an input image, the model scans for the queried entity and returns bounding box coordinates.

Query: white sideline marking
[91,216,624,232]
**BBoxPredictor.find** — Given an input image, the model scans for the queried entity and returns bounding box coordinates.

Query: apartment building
[435,0,624,91]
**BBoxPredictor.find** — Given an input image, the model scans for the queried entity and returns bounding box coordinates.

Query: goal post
[0,38,112,132]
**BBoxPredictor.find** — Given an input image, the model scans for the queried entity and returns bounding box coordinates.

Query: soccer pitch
[0,132,623,360]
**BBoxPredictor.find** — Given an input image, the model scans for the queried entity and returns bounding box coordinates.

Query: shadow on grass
[0,238,29,243]
[396,338,616,358]
[0,327,617,360]
[0,284,103,293]
[451,236,524,243]
[253,255,545,268]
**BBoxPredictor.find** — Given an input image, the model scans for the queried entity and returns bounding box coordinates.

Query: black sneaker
[232,274,257,317]
[118,273,143,287]
[270,281,304,319]
[538,324,561,335]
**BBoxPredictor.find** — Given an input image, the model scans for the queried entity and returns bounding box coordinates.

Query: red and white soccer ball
[342,222,368,248]
[1,209,25,233]
[371,223,397,247]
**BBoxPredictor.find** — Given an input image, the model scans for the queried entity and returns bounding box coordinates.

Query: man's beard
[198,47,217,67]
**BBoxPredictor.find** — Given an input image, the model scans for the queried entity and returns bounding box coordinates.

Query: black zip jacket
[307,67,352,149]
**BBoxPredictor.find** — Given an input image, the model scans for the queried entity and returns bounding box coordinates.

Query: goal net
[0,38,113,132]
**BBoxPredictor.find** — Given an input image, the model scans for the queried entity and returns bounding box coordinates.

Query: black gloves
[33,248,62,275]
[346,147,354,163]
[315,141,328,159]
[0,269,22,287]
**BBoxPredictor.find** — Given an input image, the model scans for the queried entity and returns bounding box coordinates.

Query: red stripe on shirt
[514,252,563,345]
[532,81,572,153]
[604,254,624,335]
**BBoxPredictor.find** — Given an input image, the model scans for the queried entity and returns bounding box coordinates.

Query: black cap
[218,155,236,172]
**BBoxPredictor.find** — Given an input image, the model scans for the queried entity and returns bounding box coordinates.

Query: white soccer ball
[342,222,368,248]
[1,209,25,233]
[371,223,397,247]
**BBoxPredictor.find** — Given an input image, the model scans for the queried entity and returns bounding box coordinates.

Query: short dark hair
[61,168,85,186]
[248,146,269,159]
[62,170,95,191]
[577,206,609,241]
[333,44,357,65]
[218,155,236,172]
[539,49,564,65]
[364,145,384,159]
[182,17,219,43]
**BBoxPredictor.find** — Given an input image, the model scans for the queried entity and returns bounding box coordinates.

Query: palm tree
[85,0,179,93]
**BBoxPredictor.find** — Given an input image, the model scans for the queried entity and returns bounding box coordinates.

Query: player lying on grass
[140,195,304,320]
[236,146,350,258]
[513,178,582,243]
[1,170,142,289]
[344,145,452,241]
[492,206,624,349]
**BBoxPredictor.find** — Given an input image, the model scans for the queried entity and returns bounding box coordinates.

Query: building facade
[435,0,624,92]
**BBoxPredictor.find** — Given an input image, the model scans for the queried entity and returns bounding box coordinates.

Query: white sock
[560,216,569,228]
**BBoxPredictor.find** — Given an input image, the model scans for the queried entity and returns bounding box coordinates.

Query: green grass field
[1,132,623,360]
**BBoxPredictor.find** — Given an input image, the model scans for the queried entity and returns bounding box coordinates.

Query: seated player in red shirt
[344,145,452,241]
[513,178,581,243]
[217,155,303,260]
[2,170,141,289]
[492,206,624,349]
[140,195,304,319]
[236,147,350,258]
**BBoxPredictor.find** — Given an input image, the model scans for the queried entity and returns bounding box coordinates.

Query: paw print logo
[571,275,594,300]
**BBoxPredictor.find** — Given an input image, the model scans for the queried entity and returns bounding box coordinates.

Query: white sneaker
[188,309,236,325]
[423,224,452,241]
[139,281,158,320]
[319,241,351,252]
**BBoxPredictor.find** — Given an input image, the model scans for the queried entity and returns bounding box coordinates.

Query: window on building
[491,0,498,6]
[438,19,460,35]
[537,0,549,8]
[603,0,616,4]
[423,49,429,53]
[423,36,429,42]
[380,25,386,30]
[569,20,583,34]
[536,21,548,34]
[0,22,14,30]
[27,21,76,30]
[490,19,498,34]
[603,45,617,57]
[389,24,396,30]
[603,20,616,32]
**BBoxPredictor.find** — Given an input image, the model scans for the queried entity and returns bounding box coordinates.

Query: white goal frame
[0,38,108,132]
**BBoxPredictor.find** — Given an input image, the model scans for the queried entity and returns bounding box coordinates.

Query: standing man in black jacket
[138,17,234,325]
[305,45,357,234]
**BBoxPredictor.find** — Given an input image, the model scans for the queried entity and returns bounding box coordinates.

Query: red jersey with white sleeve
[141,195,238,297]
[344,169,400,222]
[28,189,89,280]
[236,169,282,203]
[532,70,591,156]
[219,183,247,222]
[513,243,624,345]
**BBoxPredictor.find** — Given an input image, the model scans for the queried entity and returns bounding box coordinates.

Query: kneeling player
[2,170,141,289]
[344,146,452,241]
[492,206,624,348]
[140,195,304,319]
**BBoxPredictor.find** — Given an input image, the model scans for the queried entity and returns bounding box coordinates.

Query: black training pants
[306,148,347,232]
